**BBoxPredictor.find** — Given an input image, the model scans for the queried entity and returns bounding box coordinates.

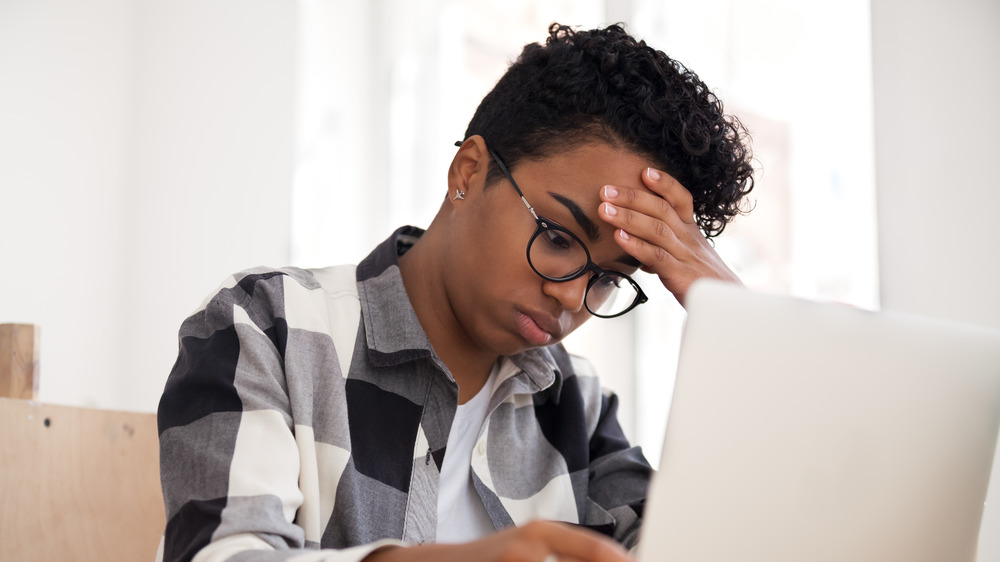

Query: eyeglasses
[488,148,648,318]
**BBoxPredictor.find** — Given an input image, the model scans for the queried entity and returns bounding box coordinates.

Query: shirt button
[477,441,486,456]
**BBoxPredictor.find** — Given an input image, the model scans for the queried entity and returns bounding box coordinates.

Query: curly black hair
[461,23,754,238]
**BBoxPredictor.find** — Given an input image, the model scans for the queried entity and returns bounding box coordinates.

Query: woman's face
[445,140,653,357]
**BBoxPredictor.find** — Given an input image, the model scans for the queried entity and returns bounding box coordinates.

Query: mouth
[514,309,557,346]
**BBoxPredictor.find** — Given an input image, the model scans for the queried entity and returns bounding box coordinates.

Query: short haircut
[461,23,754,238]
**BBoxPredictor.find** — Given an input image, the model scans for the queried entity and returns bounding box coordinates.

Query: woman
[157,23,753,562]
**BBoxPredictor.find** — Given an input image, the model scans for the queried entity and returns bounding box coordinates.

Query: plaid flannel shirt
[157,226,652,562]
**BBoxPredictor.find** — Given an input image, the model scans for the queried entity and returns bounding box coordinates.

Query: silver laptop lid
[638,280,1000,562]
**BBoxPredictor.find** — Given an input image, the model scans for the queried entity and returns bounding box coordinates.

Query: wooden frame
[0,324,165,561]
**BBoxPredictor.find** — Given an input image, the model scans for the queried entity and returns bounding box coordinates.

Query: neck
[398,224,498,403]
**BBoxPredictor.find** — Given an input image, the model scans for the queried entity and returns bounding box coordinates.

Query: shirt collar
[355,226,564,396]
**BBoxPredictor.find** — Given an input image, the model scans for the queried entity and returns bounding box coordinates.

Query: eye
[595,274,623,289]
[540,229,574,252]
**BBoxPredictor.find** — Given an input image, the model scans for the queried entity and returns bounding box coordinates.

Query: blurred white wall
[123,0,296,411]
[0,0,296,410]
[1,0,134,408]
[871,0,1000,557]
[872,0,1000,328]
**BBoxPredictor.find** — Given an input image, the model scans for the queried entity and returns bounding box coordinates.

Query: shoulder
[185,265,360,332]
[202,264,358,307]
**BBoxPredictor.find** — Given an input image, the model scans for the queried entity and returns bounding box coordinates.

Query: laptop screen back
[637,280,1000,562]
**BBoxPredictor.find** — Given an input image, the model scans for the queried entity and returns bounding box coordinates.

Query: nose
[542,275,589,313]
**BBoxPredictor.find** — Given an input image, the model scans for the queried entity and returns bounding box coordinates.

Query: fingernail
[604,185,618,199]
[619,229,630,240]
[647,168,662,181]
[603,202,617,216]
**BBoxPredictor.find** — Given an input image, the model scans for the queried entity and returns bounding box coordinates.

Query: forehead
[508,142,655,240]
[514,141,652,193]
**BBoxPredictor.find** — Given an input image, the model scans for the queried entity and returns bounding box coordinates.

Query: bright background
[2,0,998,556]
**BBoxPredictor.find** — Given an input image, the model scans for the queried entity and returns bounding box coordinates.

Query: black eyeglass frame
[487,147,649,318]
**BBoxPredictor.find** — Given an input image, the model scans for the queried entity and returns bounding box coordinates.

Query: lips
[515,309,557,346]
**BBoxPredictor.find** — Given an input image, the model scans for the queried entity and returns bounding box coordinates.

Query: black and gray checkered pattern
[157,226,651,562]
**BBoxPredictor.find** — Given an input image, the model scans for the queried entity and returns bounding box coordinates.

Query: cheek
[457,227,534,299]
[478,224,535,280]
[453,201,547,307]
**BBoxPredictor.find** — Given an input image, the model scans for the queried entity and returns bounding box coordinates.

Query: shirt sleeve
[586,389,651,549]
[555,351,651,550]
[156,271,403,562]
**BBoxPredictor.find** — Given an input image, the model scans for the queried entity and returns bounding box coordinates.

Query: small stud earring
[453,189,466,201]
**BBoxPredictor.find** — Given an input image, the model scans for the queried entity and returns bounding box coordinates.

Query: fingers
[599,168,693,225]
[519,521,630,562]
[598,168,700,266]
[599,185,697,267]
[479,521,629,562]
[363,521,631,562]
[642,167,695,224]
[597,167,741,306]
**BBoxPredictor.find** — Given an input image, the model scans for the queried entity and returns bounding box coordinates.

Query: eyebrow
[548,192,601,241]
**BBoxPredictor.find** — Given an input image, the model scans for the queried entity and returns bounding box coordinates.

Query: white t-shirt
[435,364,499,543]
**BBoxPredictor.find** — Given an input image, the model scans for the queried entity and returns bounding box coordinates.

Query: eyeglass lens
[528,225,641,317]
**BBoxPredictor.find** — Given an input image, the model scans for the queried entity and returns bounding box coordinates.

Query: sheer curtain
[292,0,878,462]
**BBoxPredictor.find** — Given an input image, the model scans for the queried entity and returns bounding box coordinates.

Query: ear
[447,135,490,206]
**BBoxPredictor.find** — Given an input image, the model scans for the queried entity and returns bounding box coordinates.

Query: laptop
[636,280,1000,562]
